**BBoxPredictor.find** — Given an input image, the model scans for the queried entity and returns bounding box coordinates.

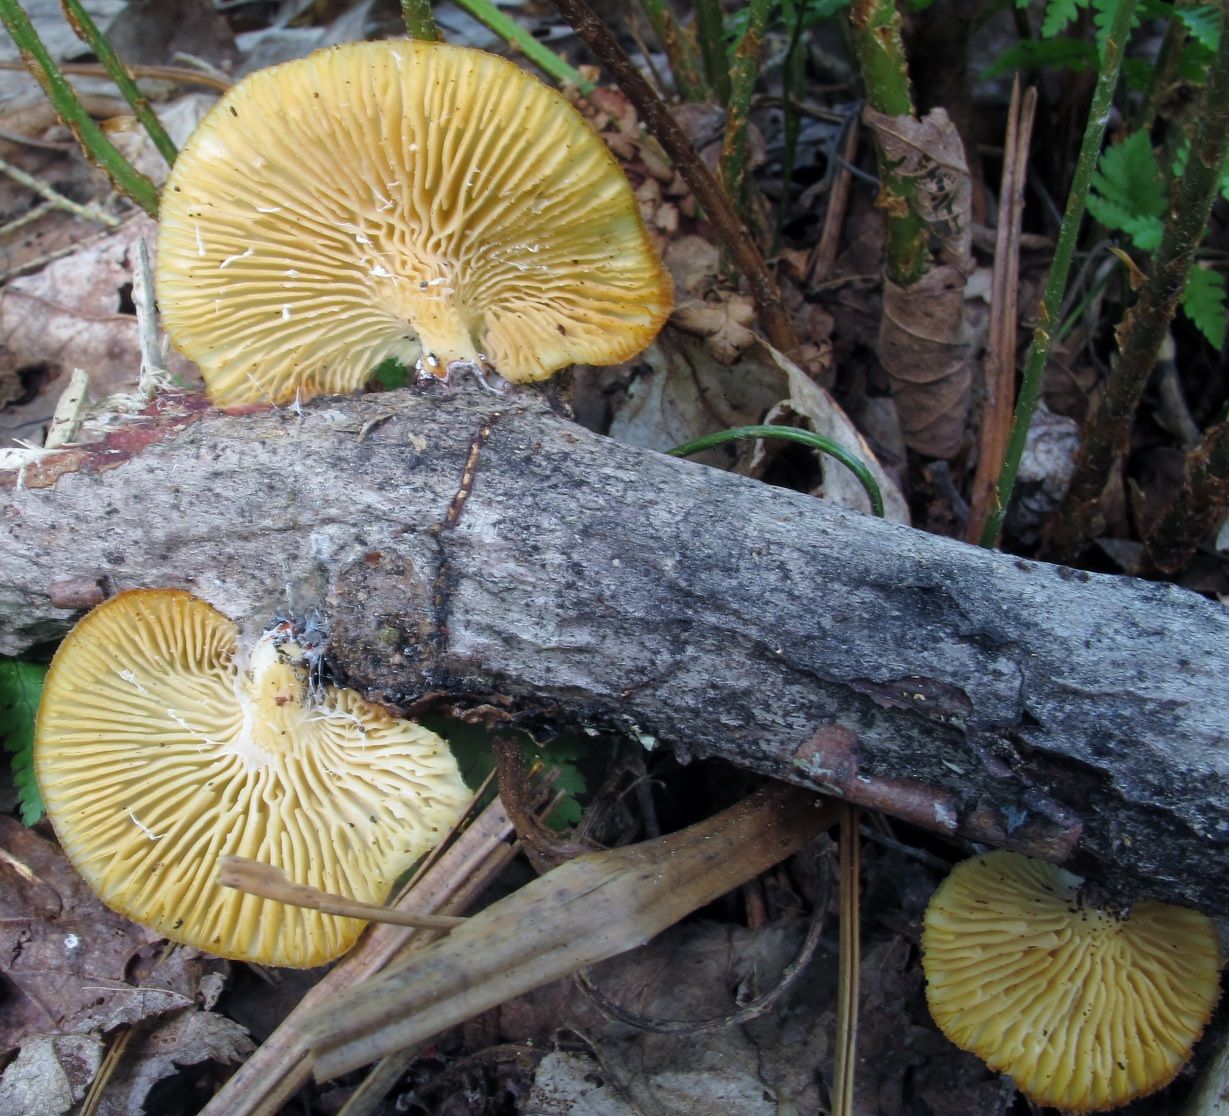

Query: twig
[0,0,159,215]
[1045,0,1229,562]
[0,151,119,227]
[967,81,1037,544]
[978,0,1141,549]
[400,0,440,40]
[0,198,55,234]
[546,0,801,357]
[217,857,468,931]
[197,793,518,1116]
[0,223,113,281]
[831,806,860,1116]
[451,0,594,91]
[807,112,861,283]
[0,58,233,92]
[60,0,177,165]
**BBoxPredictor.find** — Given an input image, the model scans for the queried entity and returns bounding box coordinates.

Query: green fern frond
[0,658,46,825]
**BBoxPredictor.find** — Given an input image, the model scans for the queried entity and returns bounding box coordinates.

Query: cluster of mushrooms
[32,36,1223,1112]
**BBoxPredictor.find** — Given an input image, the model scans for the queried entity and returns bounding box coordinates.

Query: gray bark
[4,387,1228,913]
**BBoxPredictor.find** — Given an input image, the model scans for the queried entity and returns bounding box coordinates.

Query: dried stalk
[978,0,1141,548]
[305,784,837,1080]
[967,81,1038,543]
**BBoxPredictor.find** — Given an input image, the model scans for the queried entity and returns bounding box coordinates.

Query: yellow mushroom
[36,588,471,967]
[156,39,673,405]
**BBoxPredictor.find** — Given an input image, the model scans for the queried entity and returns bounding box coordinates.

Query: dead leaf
[0,816,160,1050]
[672,294,758,364]
[94,1010,254,1116]
[0,1032,103,1116]
[0,216,200,448]
[861,109,976,459]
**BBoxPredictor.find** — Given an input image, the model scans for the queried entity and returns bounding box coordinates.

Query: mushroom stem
[217,857,467,931]
[546,0,801,358]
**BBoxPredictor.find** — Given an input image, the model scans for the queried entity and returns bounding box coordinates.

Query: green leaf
[0,658,46,825]
[370,357,410,390]
[1087,130,1166,250]
[1177,4,1221,51]
[1182,266,1227,348]
[984,36,1098,78]
[1042,0,1083,37]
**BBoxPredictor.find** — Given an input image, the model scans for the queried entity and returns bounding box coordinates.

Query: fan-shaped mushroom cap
[156,38,673,405]
[35,588,470,967]
[922,850,1222,1113]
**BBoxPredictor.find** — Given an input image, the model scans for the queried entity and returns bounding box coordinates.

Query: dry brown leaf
[672,294,759,364]
[0,216,200,447]
[95,1010,253,1116]
[0,817,160,1050]
[862,109,975,459]
[0,1033,102,1116]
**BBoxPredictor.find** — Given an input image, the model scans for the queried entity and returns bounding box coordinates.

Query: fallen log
[3,386,1227,913]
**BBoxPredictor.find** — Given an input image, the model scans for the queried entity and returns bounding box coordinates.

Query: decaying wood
[3,386,1228,913]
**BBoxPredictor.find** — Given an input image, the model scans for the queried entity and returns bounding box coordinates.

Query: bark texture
[3,387,1228,913]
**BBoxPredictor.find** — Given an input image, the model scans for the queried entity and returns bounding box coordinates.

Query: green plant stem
[60,0,176,165]
[400,0,440,40]
[693,0,731,104]
[637,0,707,100]
[668,425,886,518]
[0,0,158,214]
[547,0,800,356]
[452,0,593,91]
[847,0,928,286]
[1045,0,1229,563]
[1142,406,1229,572]
[977,0,1140,549]
[719,0,771,217]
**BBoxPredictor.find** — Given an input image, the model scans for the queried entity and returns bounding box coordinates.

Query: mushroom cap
[922,850,1222,1113]
[156,38,673,405]
[35,588,471,967]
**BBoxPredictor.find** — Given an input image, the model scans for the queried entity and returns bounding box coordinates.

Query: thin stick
[0,0,159,215]
[807,113,861,283]
[831,805,861,1116]
[978,0,1140,548]
[0,152,119,226]
[217,856,467,931]
[967,81,1037,544]
[60,0,177,165]
[546,0,800,357]
[0,58,233,92]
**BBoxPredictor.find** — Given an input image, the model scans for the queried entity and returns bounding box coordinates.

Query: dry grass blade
[198,788,517,1116]
[216,857,468,931]
[967,80,1038,544]
[305,783,837,1081]
[832,805,861,1116]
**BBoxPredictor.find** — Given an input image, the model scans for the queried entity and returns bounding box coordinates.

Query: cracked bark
[3,386,1228,913]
